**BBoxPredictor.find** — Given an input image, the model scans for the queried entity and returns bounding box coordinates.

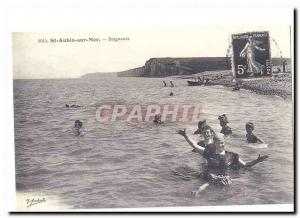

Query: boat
[187,80,203,86]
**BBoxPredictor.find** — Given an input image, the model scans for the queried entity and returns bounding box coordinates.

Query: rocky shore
[174,70,292,99]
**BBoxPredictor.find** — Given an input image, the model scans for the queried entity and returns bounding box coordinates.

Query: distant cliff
[80,57,291,78]
[118,57,231,77]
[117,57,291,77]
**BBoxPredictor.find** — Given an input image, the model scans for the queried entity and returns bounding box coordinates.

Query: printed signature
[26,197,46,208]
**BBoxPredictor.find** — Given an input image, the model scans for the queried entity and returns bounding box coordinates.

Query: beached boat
[187,80,203,86]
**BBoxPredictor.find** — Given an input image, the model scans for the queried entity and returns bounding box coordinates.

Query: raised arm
[177,129,205,154]
[239,154,269,168]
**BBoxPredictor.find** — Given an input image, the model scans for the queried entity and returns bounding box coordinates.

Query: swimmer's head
[245,122,254,133]
[218,114,229,126]
[197,120,207,130]
[154,114,161,121]
[202,126,214,141]
[74,120,83,128]
[214,133,225,154]
[66,104,69,108]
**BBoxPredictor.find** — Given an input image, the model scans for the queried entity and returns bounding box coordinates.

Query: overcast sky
[13,25,291,79]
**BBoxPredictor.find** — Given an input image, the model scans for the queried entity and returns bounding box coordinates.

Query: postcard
[11,21,294,212]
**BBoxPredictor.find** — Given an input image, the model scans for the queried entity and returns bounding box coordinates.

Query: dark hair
[202,125,213,132]
[218,114,229,124]
[245,122,254,130]
[74,120,83,128]
[154,114,161,120]
[198,120,207,129]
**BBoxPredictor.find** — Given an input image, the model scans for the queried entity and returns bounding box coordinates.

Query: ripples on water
[14,75,293,209]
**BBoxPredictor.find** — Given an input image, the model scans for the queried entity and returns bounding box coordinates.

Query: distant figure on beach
[163,81,167,87]
[232,82,241,91]
[66,104,80,108]
[204,79,210,86]
[240,35,266,75]
[197,76,202,82]
[282,60,287,73]
[169,92,174,96]
[170,81,174,87]
[153,114,164,125]
[73,120,84,136]
[277,67,281,73]
[218,114,232,136]
[176,129,269,195]
[245,122,264,143]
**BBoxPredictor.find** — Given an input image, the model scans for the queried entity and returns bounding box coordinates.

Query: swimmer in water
[192,126,216,154]
[194,120,215,136]
[177,129,268,169]
[194,121,216,148]
[153,114,164,125]
[163,81,167,87]
[177,129,268,194]
[245,122,264,143]
[66,104,80,108]
[169,92,174,96]
[218,114,232,136]
[73,120,83,136]
[170,81,174,87]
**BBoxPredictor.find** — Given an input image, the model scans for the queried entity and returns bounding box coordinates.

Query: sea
[13,74,293,210]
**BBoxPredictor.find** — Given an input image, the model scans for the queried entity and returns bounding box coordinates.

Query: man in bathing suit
[218,114,232,136]
[245,122,264,143]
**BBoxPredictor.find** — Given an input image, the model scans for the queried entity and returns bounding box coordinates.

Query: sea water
[13,75,293,209]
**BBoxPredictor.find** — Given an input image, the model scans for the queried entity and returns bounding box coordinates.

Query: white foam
[248,143,269,149]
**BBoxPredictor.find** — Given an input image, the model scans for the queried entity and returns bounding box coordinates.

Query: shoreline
[170,70,292,100]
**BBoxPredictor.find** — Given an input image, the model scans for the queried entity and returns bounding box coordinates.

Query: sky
[12,25,291,79]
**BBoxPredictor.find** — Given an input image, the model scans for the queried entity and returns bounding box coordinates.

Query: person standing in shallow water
[245,122,264,143]
[170,81,174,87]
[218,114,232,136]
